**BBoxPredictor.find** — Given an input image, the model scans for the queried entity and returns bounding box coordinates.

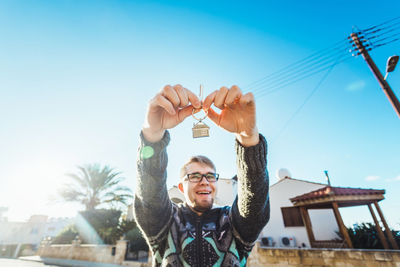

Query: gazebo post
[368,204,390,249]
[373,201,399,249]
[331,202,353,248]
[299,206,315,247]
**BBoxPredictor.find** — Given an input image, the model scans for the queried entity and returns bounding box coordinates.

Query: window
[281,207,304,227]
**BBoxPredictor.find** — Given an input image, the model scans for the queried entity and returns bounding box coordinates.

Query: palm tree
[59,164,132,211]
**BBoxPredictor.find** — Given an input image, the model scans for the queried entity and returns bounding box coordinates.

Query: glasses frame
[185,172,219,183]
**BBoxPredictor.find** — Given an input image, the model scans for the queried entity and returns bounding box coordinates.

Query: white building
[0,215,72,257]
[260,177,338,248]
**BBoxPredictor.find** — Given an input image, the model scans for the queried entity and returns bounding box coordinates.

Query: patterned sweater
[134,131,270,267]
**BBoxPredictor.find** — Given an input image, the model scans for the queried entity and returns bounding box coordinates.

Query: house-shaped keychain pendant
[192,121,210,138]
[191,84,210,138]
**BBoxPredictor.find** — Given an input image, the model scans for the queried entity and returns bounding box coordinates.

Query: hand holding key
[203,85,259,147]
[143,84,201,143]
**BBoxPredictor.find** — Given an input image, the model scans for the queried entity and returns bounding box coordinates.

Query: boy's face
[178,162,217,215]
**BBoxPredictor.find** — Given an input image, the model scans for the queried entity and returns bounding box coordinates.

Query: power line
[251,28,398,97]
[243,16,400,139]
[371,32,400,47]
[252,49,351,95]
[355,18,400,50]
[247,39,350,91]
[364,27,400,40]
[364,23,400,39]
[255,54,352,98]
[250,46,352,96]
[360,16,400,34]
[245,38,350,89]
[245,17,399,101]
[251,45,350,94]
[374,37,400,48]
[352,30,400,52]
[271,55,341,142]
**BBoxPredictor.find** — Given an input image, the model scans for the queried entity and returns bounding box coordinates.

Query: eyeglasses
[185,172,219,183]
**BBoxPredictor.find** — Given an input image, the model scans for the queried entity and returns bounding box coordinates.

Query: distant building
[0,215,72,258]
[0,207,8,222]
[260,177,338,248]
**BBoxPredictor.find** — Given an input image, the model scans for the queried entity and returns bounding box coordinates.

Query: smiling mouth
[196,191,211,195]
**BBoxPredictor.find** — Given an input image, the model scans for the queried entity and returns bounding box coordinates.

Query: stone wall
[38,240,400,266]
[38,240,148,267]
[248,242,400,267]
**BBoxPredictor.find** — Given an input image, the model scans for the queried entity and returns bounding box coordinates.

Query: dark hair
[180,155,216,178]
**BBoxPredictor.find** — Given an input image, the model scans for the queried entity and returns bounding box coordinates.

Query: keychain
[192,85,210,138]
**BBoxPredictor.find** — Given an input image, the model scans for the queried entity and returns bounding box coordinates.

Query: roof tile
[290,186,385,202]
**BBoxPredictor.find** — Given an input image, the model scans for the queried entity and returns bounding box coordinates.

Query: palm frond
[60,163,130,210]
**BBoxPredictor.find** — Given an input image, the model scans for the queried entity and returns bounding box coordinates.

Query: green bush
[52,209,148,250]
[116,218,148,251]
[347,222,400,249]
[52,225,80,244]
[78,209,122,244]
[125,227,149,251]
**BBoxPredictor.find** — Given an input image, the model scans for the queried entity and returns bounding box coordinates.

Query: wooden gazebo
[290,186,398,249]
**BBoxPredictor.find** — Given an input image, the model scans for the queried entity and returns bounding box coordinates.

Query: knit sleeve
[133,130,173,242]
[231,134,270,245]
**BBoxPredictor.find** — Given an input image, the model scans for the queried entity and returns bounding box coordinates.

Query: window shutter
[281,207,304,227]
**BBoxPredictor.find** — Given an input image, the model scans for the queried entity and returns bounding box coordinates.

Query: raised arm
[203,86,270,244]
[232,134,270,244]
[134,84,201,239]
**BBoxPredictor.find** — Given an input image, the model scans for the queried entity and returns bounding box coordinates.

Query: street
[0,259,60,267]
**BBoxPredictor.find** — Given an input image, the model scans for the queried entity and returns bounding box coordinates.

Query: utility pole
[350,33,400,118]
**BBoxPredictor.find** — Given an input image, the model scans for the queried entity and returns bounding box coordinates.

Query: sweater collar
[181,203,219,220]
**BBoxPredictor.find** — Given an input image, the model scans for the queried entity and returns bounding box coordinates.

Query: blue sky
[1,0,399,229]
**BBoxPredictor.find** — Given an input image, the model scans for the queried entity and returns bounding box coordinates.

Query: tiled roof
[290,186,385,202]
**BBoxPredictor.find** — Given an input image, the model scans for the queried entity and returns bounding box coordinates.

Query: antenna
[324,170,331,187]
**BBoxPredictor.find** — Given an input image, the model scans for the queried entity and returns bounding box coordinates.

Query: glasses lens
[205,173,217,182]
[188,173,202,182]
[187,172,219,182]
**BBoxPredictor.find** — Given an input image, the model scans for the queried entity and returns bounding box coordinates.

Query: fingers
[214,86,229,109]
[155,84,200,113]
[239,92,255,106]
[225,85,242,106]
[177,105,196,122]
[174,84,189,107]
[186,89,201,109]
[152,94,176,115]
[203,90,217,110]
[203,85,243,110]
[162,85,180,107]
[152,84,248,119]
[206,107,221,126]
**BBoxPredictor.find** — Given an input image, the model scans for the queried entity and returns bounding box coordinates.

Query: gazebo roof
[290,186,385,208]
